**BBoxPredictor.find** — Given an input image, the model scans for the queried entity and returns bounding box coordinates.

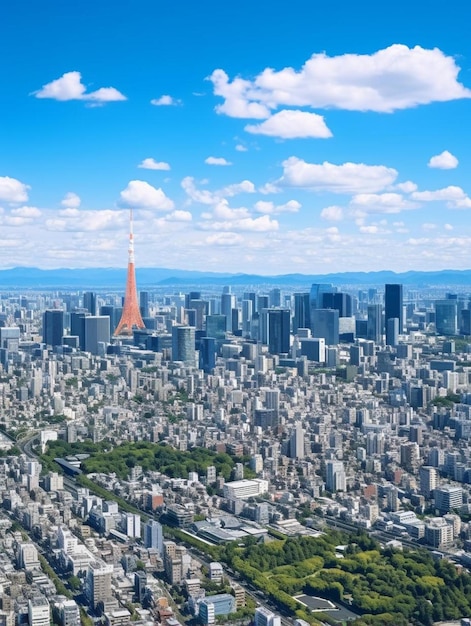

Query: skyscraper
[266,309,290,355]
[83,291,97,316]
[293,292,311,333]
[172,326,196,365]
[367,304,382,343]
[84,316,111,355]
[385,284,403,333]
[144,519,163,553]
[435,299,458,335]
[312,309,339,346]
[43,310,64,347]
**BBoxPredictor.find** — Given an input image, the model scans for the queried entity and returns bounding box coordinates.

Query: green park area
[41,439,240,480]
[217,531,471,626]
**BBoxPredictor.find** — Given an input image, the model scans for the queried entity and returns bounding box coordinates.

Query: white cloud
[245,110,332,139]
[61,192,81,208]
[350,192,417,214]
[395,181,418,193]
[200,214,279,232]
[280,157,398,193]
[210,45,471,116]
[221,180,255,196]
[206,233,244,246]
[254,199,301,214]
[320,205,344,221]
[120,180,174,210]
[445,223,453,230]
[209,69,271,119]
[166,210,192,222]
[181,177,217,205]
[138,158,171,171]
[235,144,247,152]
[422,223,437,231]
[205,156,232,166]
[11,206,41,218]
[45,209,127,232]
[33,71,126,102]
[150,95,181,106]
[258,182,281,195]
[411,185,471,208]
[0,176,30,203]
[359,225,381,234]
[428,150,459,169]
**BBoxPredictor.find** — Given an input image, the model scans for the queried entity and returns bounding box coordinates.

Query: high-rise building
[70,311,89,350]
[266,309,290,354]
[139,291,150,318]
[84,316,110,355]
[325,460,346,492]
[312,309,339,346]
[221,292,236,330]
[83,291,97,316]
[206,315,226,341]
[114,210,146,336]
[289,423,305,459]
[199,337,216,373]
[144,520,163,553]
[419,466,438,499]
[86,560,113,610]
[435,299,458,335]
[293,292,311,334]
[172,326,196,365]
[367,304,382,343]
[385,283,403,333]
[43,310,64,347]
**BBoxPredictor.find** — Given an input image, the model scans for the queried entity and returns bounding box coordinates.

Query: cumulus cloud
[33,71,126,102]
[209,45,471,116]
[0,176,30,203]
[205,156,232,166]
[138,158,171,171]
[395,181,418,193]
[61,192,81,208]
[411,185,471,208]
[166,210,192,222]
[120,180,174,210]
[254,199,301,214]
[206,232,244,246]
[350,192,418,215]
[182,177,255,207]
[46,209,127,232]
[320,205,344,221]
[150,95,181,106]
[428,150,459,169]
[280,157,398,193]
[245,110,332,139]
[221,180,255,196]
[11,206,41,218]
[235,144,247,152]
[200,213,279,232]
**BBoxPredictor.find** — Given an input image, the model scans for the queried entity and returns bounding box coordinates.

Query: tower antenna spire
[114,209,145,336]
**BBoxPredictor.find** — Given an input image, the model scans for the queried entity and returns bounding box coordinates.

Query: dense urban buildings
[2,278,471,625]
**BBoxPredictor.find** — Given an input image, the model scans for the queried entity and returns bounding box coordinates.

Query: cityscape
[3,1,471,626]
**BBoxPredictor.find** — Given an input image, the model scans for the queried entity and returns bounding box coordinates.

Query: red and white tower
[114,210,145,336]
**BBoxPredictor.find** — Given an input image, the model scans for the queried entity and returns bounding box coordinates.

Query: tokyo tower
[114,209,146,336]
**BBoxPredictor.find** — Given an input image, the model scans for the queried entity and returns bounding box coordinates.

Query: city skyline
[1,1,471,274]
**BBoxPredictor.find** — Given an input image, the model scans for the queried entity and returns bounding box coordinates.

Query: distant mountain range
[0,267,471,290]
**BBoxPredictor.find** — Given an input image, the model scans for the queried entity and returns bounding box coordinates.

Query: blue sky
[1,0,471,274]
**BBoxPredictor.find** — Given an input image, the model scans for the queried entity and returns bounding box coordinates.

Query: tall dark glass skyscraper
[385,284,403,333]
[267,309,290,355]
[293,293,311,333]
[43,310,64,347]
